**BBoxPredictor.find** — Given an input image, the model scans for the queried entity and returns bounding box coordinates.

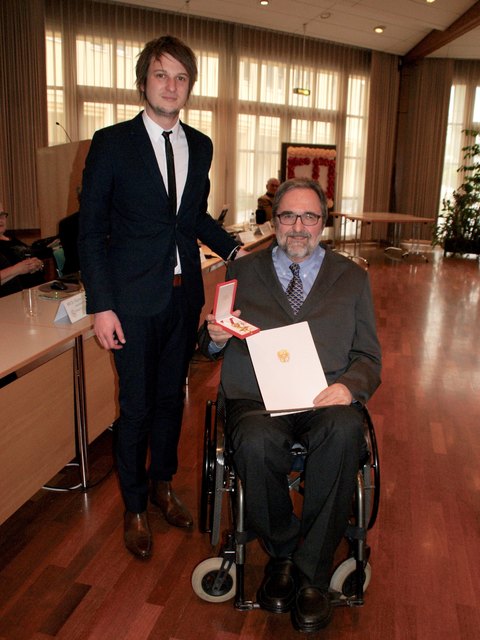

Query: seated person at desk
[256,177,280,222]
[201,178,381,633]
[58,211,80,276]
[0,209,44,297]
[58,186,81,277]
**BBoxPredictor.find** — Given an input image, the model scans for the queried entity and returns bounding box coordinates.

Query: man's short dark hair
[272,178,329,226]
[136,35,198,101]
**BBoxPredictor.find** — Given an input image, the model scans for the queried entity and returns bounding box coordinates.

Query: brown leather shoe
[150,481,193,528]
[124,511,152,559]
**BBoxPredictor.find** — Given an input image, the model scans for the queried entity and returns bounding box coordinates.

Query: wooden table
[332,211,435,264]
[0,289,118,524]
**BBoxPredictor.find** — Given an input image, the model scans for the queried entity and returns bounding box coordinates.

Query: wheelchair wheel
[191,557,237,603]
[363,409,380,531]
[199,401,216,533]
[329,557,371,599]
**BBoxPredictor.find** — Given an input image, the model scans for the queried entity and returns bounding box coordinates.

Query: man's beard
[279,232,313,260]
[146,98,180,120]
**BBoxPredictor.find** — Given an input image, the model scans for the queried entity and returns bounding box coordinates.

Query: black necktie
[286,263,304,314]
[162,130,177,215]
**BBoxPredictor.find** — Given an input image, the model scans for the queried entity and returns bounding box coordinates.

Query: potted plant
[433,129,480,255]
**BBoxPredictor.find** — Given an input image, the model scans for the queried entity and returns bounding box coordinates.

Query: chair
[192,393,380,609]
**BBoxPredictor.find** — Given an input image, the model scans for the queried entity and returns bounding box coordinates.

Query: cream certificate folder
[246,322,327,415]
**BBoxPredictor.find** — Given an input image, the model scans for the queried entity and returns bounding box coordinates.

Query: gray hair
[272,178,328,226]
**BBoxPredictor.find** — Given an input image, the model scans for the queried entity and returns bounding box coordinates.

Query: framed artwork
[280,143,336,211]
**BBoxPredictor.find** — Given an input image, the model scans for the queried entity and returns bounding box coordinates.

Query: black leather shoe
[124,511,152,559]
[292,579,333,632]
[150,481,193,528]
[257,557,296,613]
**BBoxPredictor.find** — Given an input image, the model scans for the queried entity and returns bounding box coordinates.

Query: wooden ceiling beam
[403,0,480,64]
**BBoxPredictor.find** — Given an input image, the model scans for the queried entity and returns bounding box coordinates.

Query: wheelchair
[191,393,381,610]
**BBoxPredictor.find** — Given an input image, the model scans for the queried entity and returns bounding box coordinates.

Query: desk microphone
[55,121,72,142]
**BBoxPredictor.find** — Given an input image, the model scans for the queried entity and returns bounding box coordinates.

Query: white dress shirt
[142,111,189,273]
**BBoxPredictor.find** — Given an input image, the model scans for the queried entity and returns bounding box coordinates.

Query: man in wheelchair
[202,178,381,633]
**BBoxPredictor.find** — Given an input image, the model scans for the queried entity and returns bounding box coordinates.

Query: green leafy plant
[433,129,480,254]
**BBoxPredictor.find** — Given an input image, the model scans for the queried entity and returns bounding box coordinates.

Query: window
[46,30,65,145]
[192,53,218,98]
[440,82,480,212]
[342,75,369,213]
[237,58,369,219]
[45,10,370,223]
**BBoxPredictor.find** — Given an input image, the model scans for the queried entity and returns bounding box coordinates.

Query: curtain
[395,58,453,239]
[440,60,480,207]
[453,60,480,132]
[42,0,370,227]
[1,0,471,243]
[362,51,400,240]
[0,0,48,229]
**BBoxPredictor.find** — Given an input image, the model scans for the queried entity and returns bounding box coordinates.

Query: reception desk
[0,228,273,525]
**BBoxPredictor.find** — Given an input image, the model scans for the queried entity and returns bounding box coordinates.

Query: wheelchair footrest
[330,591,365,608]
[234,601,261,611]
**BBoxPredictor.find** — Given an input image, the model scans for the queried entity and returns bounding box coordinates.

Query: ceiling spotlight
[374,25,386,34]
[259,0,269,5]
[320,12,331,19]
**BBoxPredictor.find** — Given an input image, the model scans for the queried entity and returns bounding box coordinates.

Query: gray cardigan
[215,244,381,405]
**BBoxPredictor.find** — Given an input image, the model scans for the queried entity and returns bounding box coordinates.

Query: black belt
[173,275,182,287]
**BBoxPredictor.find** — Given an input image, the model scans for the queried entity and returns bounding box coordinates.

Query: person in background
[0,207,44,297]
[78,35,244,560]
[257,177,280,222]
[202,178,381,633]
[57,185,82,277]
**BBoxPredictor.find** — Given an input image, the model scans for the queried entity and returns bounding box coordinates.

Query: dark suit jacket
[78,112,237,316]
[219,245,382,405]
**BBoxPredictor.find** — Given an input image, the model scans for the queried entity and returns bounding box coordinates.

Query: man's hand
[94,310,125,350]
[206,309,241,347]
[313,383,353,407]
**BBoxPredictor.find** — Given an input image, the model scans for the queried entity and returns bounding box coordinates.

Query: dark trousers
[113,288,199,513]
[226,400,364,589]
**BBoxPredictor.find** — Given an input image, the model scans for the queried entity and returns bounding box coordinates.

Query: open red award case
[213,279,260,339]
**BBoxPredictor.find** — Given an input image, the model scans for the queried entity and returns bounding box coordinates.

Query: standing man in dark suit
[78,35,242,559]
[204,179,381,632]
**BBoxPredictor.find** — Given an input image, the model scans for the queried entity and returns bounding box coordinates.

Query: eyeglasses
[275,211,322,226]
[0,212,9,219]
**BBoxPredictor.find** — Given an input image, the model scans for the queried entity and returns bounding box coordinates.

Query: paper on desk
[246,321,327,415]
[238,229,257,244]
[54,291,87,323]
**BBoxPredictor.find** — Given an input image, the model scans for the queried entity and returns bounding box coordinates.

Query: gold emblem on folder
[277,349,290,363]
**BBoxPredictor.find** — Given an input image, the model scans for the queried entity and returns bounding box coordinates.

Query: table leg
[384,222,407,260]
[73,335,90,489]
[333,217,369,267]
[384,222,429,261]
[401,222,429,261]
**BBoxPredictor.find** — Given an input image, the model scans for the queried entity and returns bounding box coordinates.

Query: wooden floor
[1,245,479,640]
